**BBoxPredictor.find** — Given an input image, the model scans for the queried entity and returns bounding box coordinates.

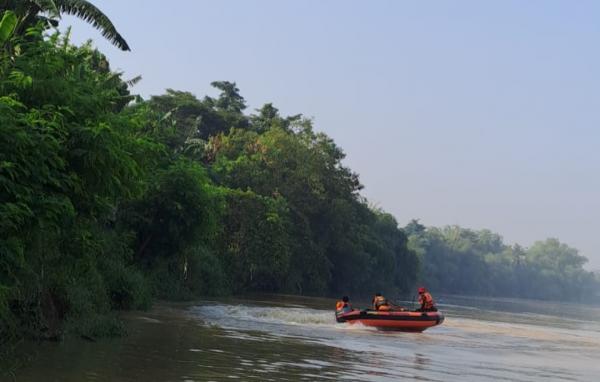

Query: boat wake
[190,303,338,328]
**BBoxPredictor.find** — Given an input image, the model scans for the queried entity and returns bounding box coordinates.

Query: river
[7,295,600,381]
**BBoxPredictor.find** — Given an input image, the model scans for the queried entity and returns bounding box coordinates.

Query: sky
[63,0,600,269]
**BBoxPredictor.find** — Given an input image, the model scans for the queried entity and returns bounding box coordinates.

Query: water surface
[9,295,600,381]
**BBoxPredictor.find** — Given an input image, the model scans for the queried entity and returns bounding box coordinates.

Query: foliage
[0,23,146,347]
[0,0,130,50]
[406,222,599,301]
[118,159,223,299]
[207,112,416,296]
[218,189,292,292]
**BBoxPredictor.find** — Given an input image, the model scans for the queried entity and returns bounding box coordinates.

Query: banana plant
[0,0,129,50]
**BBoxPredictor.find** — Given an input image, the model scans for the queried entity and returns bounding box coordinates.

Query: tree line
[0,3,417,351]
[406,220,600,301]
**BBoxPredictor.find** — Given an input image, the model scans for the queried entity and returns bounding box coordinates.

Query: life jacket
[419,292,435,310]
[336,301,352,314]
[373,295,389,310]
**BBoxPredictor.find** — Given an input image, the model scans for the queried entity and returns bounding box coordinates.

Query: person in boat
[372,293,392,311]
[335,296,353,314]
[417,287,437,312]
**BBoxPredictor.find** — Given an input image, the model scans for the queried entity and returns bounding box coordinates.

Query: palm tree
[0,0,130,51]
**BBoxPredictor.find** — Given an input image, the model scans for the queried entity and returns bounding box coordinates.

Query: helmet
[342,296,349,302]
[418,287,426,293]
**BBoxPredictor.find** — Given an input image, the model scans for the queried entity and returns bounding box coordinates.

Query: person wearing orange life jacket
[417,287,437,312]
[335,296,352,314]
[372,292,391,311]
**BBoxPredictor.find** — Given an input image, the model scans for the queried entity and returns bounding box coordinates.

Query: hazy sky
[64,1,600,268]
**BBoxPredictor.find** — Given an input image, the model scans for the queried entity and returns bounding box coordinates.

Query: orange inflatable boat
[335,309,444,332]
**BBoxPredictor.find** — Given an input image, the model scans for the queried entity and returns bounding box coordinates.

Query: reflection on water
[8,295,600,382]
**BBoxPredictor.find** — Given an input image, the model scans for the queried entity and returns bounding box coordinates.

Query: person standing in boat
[417,287,437,312]
[372,293,391,311]
[335,296,353,314]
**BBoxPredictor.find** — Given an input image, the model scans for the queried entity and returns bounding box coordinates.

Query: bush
[186,246,229,296]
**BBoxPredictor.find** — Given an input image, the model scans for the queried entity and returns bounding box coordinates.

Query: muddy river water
[9,295,600,381]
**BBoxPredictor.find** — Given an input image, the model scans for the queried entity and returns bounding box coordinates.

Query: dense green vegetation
[1,2,598,368]
[0,4,417,354]
[406,220,600,301]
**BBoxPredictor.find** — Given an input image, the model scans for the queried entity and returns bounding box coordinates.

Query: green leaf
[57,0,130,51]
[0,11,17,44]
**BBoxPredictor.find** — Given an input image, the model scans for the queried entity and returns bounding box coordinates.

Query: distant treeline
[1,3,598,359]
[405,221,600,302]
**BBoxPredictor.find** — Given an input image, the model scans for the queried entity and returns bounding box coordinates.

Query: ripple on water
[13,297,600,382]
[187,299,600,381]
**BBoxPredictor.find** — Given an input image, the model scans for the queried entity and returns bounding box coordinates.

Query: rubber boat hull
[336,310,444,332]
